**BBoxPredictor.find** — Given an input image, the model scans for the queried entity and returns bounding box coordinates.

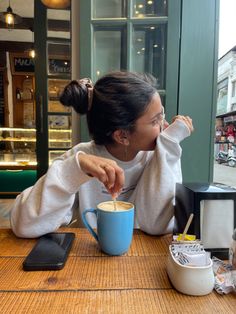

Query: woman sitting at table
[10,71,193,238]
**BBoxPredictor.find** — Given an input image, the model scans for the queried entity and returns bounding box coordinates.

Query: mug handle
[82,209,98,242]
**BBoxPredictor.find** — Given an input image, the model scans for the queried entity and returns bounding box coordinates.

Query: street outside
[213,162,236,188]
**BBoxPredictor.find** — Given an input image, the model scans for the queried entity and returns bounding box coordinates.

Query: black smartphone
[23,232,75,271]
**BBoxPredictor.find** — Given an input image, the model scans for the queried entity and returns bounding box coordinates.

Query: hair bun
[79,78,93,110]
[59,79,93,114]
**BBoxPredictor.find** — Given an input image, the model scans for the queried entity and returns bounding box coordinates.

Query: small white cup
[167,245,215,296]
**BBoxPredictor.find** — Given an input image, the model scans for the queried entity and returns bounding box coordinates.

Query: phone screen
[23,232,75,271]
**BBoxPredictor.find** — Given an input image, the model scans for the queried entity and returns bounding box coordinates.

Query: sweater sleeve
[10,151,91,238]
[134,119,190,235]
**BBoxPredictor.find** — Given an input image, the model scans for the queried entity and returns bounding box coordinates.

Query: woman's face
[129,92,164,152]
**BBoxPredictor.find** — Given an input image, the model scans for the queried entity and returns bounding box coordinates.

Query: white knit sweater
[11,119,190,238]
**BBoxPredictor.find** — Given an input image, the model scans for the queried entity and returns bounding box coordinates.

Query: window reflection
[93,28,125,80]
[133,0,167,17]
[93,0,127,18]
[216,79,228,115]
[132,24,166,89]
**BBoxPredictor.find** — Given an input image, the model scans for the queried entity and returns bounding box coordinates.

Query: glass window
[93,0,127,18]
[48,79,71,113]
[93,28,125,80]
[48,99,70,113]
[48,116,72,149]
[232,81,236,97]
[47,42,71,76]
[49,150,68,165]
[132,0,167,17]
[216,79,228,115]
[91,2,167,89]
[47,39,72,162]
[47,9,70,39]
[132,24,166,89]
[217,86,228,115]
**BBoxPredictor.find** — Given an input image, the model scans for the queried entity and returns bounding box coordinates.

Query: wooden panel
[0,290,234,314]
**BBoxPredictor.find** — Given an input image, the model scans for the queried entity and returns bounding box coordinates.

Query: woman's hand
[78,154,124,198]
[163,119,169,130]
[172,115,194,133]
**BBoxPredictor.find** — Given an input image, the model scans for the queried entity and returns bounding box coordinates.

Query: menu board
[48,59,70,74]
[10,53,70,75]
[10,54,35,75]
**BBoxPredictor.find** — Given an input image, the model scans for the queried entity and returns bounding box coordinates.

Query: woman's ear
[112,129,130,145]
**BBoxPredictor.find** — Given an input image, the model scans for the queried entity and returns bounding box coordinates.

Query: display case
[48,78,72,150]
[0,4,72,194]
[0,127,72,169]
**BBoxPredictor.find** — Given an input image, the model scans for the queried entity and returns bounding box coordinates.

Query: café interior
[0,1,235,313]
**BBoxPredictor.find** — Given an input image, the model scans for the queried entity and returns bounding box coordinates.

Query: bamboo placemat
[0,290,234,314]
[0,228,171,257]
[0,255,170,290]
[0,228,235,314]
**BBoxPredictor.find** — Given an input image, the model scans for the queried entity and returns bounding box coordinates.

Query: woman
[11,71,193,238]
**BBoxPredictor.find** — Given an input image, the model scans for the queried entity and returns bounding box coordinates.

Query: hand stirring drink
[112,197,117,211]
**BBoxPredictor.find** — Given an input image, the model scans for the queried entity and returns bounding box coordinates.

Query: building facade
[215,46,236,155]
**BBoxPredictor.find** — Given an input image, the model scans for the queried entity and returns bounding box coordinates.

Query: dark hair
[60,71,157,145]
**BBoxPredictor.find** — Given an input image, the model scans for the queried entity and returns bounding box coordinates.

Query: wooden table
[0,228,235,313]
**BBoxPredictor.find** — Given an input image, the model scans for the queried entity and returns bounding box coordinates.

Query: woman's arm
[11,149,124,238]
[133,119,192,235]
[10,152,91,238]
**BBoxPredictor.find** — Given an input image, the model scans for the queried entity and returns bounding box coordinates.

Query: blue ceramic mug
[82,201,134,255]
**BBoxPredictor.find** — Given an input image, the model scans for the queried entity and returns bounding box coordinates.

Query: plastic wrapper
[212,257,236,294]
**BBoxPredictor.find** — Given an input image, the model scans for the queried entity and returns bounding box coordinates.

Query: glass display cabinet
[0,2,72,194]
[34,2,72,178]
[0,127,72,169]
[0,127,36,169]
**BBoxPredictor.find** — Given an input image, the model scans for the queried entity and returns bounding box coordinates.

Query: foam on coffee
[98,201,133,212]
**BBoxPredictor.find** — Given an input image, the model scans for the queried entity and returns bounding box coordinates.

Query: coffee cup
[82,201,134,255]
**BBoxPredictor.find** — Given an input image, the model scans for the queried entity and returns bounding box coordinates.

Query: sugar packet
[171,242,211,267]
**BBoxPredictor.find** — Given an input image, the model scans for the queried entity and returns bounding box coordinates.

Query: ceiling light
[0,0,22,30]
[25,28,36,59]
[41,0,70,9]
[29,49,36,59]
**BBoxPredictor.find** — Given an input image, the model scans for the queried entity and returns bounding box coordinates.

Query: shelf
[0,162,37,170]
[0,127,35,132]
[48,112,71,116]
[1,137,36,142]
[0,127,72,133]
[1,137,71,143]
[49,139,71,143]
